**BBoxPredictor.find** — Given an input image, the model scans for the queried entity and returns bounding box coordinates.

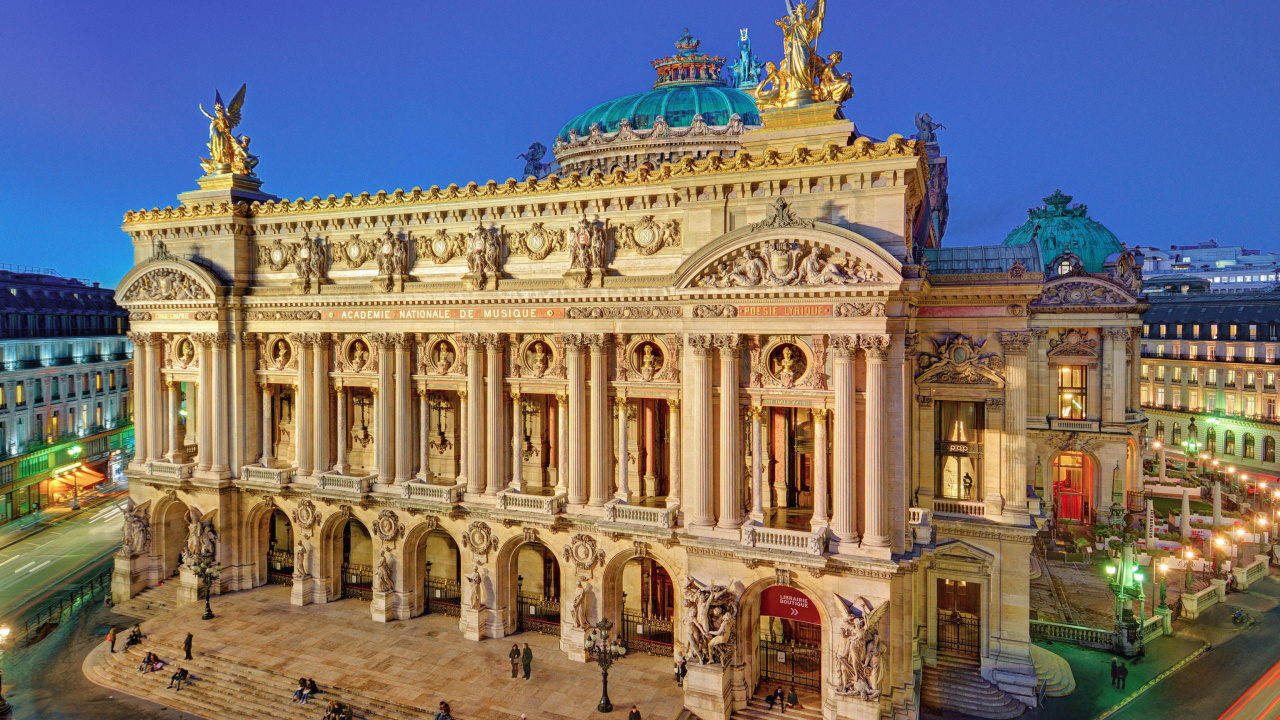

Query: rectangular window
[1267,371,1276,387]
[1209,368,1218,384]
[1157,365,1166,380]
[1191,367,1200,383]
[1157,344,1166,357]
[1143,324,1150,337]
[935,401,984,500]
[1227,395,1236,414]
[1251,325,1258,340]
[1194,324,1201,339]
[1058,365,1088,419]
[1212,324,1220,339]
[1141,385,1150,404]
[1160,324,1167,338]
[1141,363,1150,379]
[1189,345,1199,359]
[15,384,23,406]
[1247,371,1256,386]
[1228,369,1237,384]
[1227,346,1236,361]
[1156,387,1166,406]
[1231,324,1239,339]
[1246,396,1257,416]
[94,373,102,392]
[1176,324,1183,337]
[1190,389,1200,410]
[1208,345,1217,360]
[0,385,5,410]
[1173,367,1182,381]
[1207,394,1217,412]
[1247,347,1256,361]
[1268,347,1276,362]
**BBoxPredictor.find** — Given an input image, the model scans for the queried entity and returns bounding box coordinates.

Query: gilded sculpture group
[752,0,853,111]
[200,84,259,176]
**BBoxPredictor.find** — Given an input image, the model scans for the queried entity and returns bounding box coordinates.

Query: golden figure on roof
[199,84,259,176]
[753,0,852,112]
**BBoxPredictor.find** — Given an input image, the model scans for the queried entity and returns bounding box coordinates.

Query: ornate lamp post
[68,445,82,509]
[190,554,221,621]
[1105,540,1145,653]
[1157,561,1169,610]
[585,618,624,712]
[1183,549,1196,590]
[423,561,433,616]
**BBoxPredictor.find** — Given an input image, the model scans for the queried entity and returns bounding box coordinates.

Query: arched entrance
[155,499,189,581]
[1052,451,1095,522]
[262,509,293,586]
[404,529,461,617]
[510,542,561,635]
[618,557,675,655]
[322,516,373,601]
[755,585,822,691]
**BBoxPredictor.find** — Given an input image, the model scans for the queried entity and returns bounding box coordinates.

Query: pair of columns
[135,332,230,475]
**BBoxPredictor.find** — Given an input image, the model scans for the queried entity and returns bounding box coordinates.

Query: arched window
[1225,430,1237,455]
[1266,436,1276,463]
[1155,421,1165,443]
[1244,434,1256,459]
[1207,428,1217,452]
[1173,423,1182,445]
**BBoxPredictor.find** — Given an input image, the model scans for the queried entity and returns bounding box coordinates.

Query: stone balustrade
[604,500,679,529]
[148,461,195,480]
[932,499,986,518]
[402,480,467,504]
[315,472,373,494]
[498,490,567,515]
[238,465,296,487]
[740,524,826,556]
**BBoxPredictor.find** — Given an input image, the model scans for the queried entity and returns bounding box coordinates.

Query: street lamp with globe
[584,618,625,712]
[190,554,221,621]
[68,445,82,509]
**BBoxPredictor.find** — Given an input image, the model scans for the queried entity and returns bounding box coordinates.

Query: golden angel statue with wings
[199,84,258,176]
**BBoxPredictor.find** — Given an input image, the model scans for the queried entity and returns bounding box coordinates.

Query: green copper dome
[557,31,761,140]
[1002,190,1124,272]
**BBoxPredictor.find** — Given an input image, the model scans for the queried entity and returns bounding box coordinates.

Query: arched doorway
[618,557,675,655]
[511,542,561,635]
[261,509,293,586]
[1052,452,1095,522]
[755,585,822,691]
[406,529,461,617]
[156,499,189,580]
[324,517,373,601]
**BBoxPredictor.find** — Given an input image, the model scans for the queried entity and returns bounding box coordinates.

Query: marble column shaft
[811,408,829,528]
[166,381,180,461]
[510,391,524,491]
[688,337,714,528]
[666,398,681,509]
[615,397,631,502]
[716,336,743,530]
[588,336,610,506]
[567,343,587,505]
[334,386,348,473]
[210,335,229,473]
[643,400,656,497]
[148,340,164,464]
[130,334,148,462]
[394,336,412,483]
[831,338,859,544]
[196,340,212,471]
[313,338,331,475]
[261,383,274,466]
[1000,332,1031,510]
[862,340,889,547]
[485,338,503,495]
[294,335,314,477]
[375,337,394,483]
[750,406,764,522]
[417,390,430,481]
[556,393,569,493]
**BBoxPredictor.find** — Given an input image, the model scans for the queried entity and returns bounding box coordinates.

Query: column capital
[915,394,933,406]
[241,331,261,345]
[366,332,397,350]
[584,333,609,352]
[210,331,231,349]
[746,405,766,422]
[335,382,346,395]
[416,387,429,400]
[259,381,273,392]
[555,391,568,405]
[668,396,681,411]
[831,334,858,358]
[903,331,919,353]
[712,334,741,355]
[455,332,480,349]
[164,379,175,390]
[687,334,714,357]
[190,332,218,349]
[811,407,828,421]
[394,332,414,350]
[510,389,522,402]
[370,386,379,398]
[998,331,1032,356]
[314,333,334,350]
[1031,328,1050,339]
[859,334,891,360]
[1103,327,1132,341]
[126,331,153,346]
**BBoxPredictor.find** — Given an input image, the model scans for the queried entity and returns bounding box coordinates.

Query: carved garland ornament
[563,534,606,579]
[835,302,886,317]
[244,310,321,321]
[566,305,680,320]
[122,268,210,301]
[291,499,322,540]
[461,520,499,564]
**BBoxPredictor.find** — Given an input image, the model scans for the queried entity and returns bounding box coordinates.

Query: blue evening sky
[1,0,1276,287]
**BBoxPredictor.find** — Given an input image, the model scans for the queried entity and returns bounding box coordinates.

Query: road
[0,498,124,629]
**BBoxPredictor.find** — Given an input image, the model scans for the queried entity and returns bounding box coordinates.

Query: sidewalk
[0,483,127,551]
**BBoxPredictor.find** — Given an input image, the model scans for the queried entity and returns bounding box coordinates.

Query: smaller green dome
[1002,190,1123,272]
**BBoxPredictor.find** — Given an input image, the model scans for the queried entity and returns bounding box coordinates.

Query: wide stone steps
[733,692,823,720]
[1030,645,1076,697]
[113,582,181,621]
[922,655,1026,719]
[85,638,427,720]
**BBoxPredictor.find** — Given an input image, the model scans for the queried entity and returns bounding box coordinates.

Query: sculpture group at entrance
[683,579,739,666]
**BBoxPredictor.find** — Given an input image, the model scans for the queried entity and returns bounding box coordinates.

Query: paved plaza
[87,585,685,720]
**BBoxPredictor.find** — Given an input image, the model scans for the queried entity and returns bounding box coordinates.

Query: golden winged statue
[753,0,853,112]
[199,84,258,176]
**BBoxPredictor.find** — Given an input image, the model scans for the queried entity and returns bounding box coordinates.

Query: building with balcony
[0,266,134,520]
[1139,289,1280,482]
[111,25,1146,720]
[1136,239,1280,295]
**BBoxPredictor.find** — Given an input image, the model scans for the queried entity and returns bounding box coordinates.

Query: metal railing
[21,565,113,642]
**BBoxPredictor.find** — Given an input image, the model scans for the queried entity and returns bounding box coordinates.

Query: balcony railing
[402,480,466,504]
[932,498,987,517]
[604,500,678,529]
[740,525,827,556]
[316,473,372,494]
[1049,418,1099,432]
[499,490,567,515]
[239,465,296,486]
[148,461,195,480]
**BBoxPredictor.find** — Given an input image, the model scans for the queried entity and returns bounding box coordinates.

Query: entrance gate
[516,591,561,635]
[621,611,675,656]
[757,585,822,690]
[425,577,461,616]
[936,578,980,656]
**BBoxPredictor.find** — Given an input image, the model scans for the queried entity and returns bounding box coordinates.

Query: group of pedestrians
[508,643,534,679]
[293,677,321,704]
[1110,659,1130,690]
[764,686,800,713]
[112,623,196,693]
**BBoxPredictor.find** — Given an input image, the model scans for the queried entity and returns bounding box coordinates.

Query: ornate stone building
[111,16,1146,720]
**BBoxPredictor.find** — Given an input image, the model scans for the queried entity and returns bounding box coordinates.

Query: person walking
[183,632,193,660]
[1110,659,1118,688]
[628,706,642,720]
[509,643,521,678]
[107,626,117,653]
[1117,662,1128,691]
[522,643,534,679]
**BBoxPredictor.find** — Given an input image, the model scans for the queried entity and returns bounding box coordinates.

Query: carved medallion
[373,509,406,549]
[270,338,292,370]
[348,339,371,372]
[291,499,322,540]
[461,520,499,564]
[563,534,606,579]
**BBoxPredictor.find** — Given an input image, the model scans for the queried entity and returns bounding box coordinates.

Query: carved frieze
[566,305,680,319]
[695,239,881,288]
[244,310,322,321]
[415,228,467,264]
[693,304,737,318]
[916,335,1004,386]
[121,268,210,302]
[1034,280,1132,308]
[835,302,886,317]
[1047,329,1099,359]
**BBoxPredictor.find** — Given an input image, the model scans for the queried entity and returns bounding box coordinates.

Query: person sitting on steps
[168,667,189,691]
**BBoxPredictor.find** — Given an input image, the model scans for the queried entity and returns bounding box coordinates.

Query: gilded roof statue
[753,0,852,113]
[199,83,259,177]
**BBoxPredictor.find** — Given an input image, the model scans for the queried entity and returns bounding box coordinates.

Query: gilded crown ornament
[199,83,259,176]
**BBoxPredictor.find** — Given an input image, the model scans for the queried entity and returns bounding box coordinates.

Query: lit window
[1247,347,1256,361]
[1228,369,1237,384]
[935,401,984,500]
[1157,365,1166,380]
[1193,325,1201,338]
[1227,346,1236,361]
[1160,324,1167,337]
[1173,367,1182,381]
[1252,325,1259,340]
[1176,324,1183,337]
[1141,363,1150,379]
[1208,368,1218,384]
[1189,345,1199,359]
[1212,324,1220,339]
[1058,365,1088,419]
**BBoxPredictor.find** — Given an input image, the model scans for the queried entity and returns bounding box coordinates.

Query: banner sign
[760,585,821,625]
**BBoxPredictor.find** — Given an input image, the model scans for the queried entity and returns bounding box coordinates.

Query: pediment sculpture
[1033,279,1132,308]
[916,334,1004,386]
[1047,329,1098,358]
[122,267,211,302]
[695,240,881,288]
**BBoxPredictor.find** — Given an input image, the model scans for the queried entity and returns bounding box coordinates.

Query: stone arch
[672,222,903,291]
[243,499,293,588]
[115,257,224,305]
[403,520,463,617]
[734,576,835,703]
[150,494,190,582]
[494,533,565,637]
[317,508,374,602]
[599,546,683,655]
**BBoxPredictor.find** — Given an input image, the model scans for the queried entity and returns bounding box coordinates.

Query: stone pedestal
[832,693,882,720]
[460,607,491,641]
[741,103,854,156]
[684,663,733,720]
[984,491,1005,518]
[290,576,312,606]
[560,624,590,663]
[177,566,202,606]
[371,590,394,623]
[111,553,148,605]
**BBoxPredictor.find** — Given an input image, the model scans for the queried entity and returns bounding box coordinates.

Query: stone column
[831,336,860,545]
[1000,331,1031,515]
[293,333,314,477]
[129,333,148,464]
[210,333,230,473]
[417,389,430,481]
[260,383,274,466]
[642,400,657,498]
[166,380,181,461]
[334,385,349,473]
[1029,329,1049,422]
[811,408,829,529]
[749,405,764,524]
[233,332,254,477]
[196,337,212,472]
[375,334,395,483]
[482,336,503,495]
[313,336,332,475]
[588,334,610,506]
[615,396,632,502]
[667,397,681,509]
[862,336,890,548]
[687,336,715,528]
[1129,329,1142,412]
[566,339,588,505]
[716,334,743,530]
[510,390,525,491]
[148,338,164,464]
[556,392,569,493]
[1108,329,1128,426]
[394,334,412,483]
[458,389,470,484]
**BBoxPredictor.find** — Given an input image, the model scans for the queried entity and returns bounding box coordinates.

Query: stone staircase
[83,637,428,720]
[921,653,1026,719]
[733,688,823,720]
[1030,645,1076,697]
[113,583,181,621]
